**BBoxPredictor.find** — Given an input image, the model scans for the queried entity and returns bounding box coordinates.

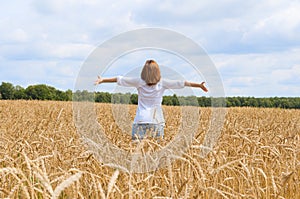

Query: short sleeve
[117,76,145,87]
[161,78,185,89]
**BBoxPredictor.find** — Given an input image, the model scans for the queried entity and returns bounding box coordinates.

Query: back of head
[141,60,161,86]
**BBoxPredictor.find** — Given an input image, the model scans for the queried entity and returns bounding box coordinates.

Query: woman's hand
[199,82,208,92]
[94,76,103,85]
[94,76,117,85]
[184,81,208,92]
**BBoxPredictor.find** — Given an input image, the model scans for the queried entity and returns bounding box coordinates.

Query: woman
[94,60,208,140]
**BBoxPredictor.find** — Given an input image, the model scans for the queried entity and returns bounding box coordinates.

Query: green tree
[197,96,206,107]
[95,92,103,103]
[226,99,232,107]
[162,96,173,105]
[120,93,130,104]
[14,85,27,99]
[185,96,199,106]
[233,97,241,107]
[102,92,112,103]
[0,82,15,99]
[171,94,179,106]
[248,97,258,107]
[73,90,81,101]
[130,94,138,104]
[55,90,70,101]
[111,93,121,104]
[261,98,273,108]
[65,89,73,101]
[25,84,58,100]
[25,85,44,100]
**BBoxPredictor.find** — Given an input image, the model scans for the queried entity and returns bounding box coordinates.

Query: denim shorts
[132,123,164,140]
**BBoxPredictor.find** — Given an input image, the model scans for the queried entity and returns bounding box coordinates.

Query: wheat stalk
[1,101,300,198]
[106,169,119,198]
[51,171,83,199]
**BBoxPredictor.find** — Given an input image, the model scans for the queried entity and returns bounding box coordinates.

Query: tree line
[0,82,72,101]
[1,82,300,109]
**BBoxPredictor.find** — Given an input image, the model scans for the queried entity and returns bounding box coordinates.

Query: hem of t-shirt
[133,122,165,124]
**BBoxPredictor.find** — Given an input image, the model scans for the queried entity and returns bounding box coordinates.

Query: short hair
[141,60,161,86]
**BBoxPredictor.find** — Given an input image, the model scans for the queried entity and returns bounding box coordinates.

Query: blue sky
[1,0,300,97]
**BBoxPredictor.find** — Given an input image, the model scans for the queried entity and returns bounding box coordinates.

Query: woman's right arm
[95,76,142,87]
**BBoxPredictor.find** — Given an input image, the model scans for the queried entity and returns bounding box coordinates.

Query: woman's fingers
[200,82,208,92]
[94,76,102,85]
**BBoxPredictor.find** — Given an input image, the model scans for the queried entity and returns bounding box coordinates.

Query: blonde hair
[141,60,161,86]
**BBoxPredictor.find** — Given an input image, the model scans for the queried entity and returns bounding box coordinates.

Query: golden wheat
[0,100,299,198]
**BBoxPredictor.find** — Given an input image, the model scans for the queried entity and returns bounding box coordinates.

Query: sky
[1,0,300,97]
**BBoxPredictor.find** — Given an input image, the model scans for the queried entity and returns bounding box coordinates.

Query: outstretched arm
[184,81,208,92]
[94,76,117,85]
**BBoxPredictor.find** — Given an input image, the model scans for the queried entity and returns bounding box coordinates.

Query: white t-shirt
[117,76,185,124]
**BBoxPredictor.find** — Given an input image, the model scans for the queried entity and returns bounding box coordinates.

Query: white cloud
[211,48,300,96]
[10,29,29,43]
[241,1,300,47]
[1,0,300,97]
[0,59,81,90]
[271,65,300,84]
[0,42,94,61]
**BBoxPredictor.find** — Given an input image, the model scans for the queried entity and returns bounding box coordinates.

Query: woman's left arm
[184,81,208,92]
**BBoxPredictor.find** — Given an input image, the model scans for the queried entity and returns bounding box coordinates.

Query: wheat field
[0,100,299,198]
